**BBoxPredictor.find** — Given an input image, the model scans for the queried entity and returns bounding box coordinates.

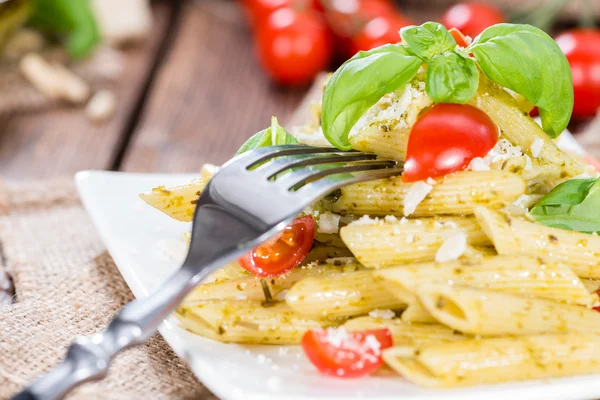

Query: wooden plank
[0,2,172,180]
[121,0,307,172]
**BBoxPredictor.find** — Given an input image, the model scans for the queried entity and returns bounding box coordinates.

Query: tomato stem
[260,278,277,307]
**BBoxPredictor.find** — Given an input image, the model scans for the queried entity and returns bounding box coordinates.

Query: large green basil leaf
[427,52,479,104]
[468,24,573,138]
[530,178,600,233]
[321,44,421,150]
[235,117,298,156]
[400,22,456,62]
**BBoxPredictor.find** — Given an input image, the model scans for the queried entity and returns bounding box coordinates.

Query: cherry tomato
[350,13,414,54]
[403,104,498,182]
[449,27,470,47]
[241,0,291,24]
[256,8,332,86]
[238,215,315,277]
[302,328,393,378]
[324,0,396,44]
[555,29,600,119]
[441,2,504,39]
[530,106,539,117]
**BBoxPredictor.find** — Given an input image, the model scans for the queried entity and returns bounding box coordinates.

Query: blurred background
[0,0,598,180]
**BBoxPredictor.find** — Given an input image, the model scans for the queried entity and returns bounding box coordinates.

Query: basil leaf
[468,24,573,138]
[426,52,479,104]
[400,22,456,62]
[321,44,421,150]
[29,0,100,59]
[530,178,600,233]
[235,118,298,156]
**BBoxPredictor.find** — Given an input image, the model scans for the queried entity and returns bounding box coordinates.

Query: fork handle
[10,267,199,400]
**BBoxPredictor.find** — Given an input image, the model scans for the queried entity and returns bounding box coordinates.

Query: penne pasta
[384,333,600,388]
[185,262,363,303]
[140,177,208,222]
[340,216,490,267]
[349,120,410,162]
[375,255,597,306]
[400,302,437,324]
[176,300,329,345]
[324,171,526,217]
[417,284,600,336]
[473,76,583,177]
[285,270,405,319]
[342,316,466,345]
[475,207,600,278]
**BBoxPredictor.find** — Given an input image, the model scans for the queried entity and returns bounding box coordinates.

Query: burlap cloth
[0,179,218,400]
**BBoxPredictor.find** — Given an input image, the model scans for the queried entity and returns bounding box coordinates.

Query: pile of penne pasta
[140,74,600,388]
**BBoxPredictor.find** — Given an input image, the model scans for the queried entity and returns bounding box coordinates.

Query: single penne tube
[417,284,600,336]
[342,316,466,345]
[285,270,405,319]
[349,120,410,162]
[324,170,526,217]
[473,76,583,177]
[140,176,208,222]
[184,262,363,303]
[340,216,490,267]
[383,333,600,388]
[176,300,329,345]
[400,302,437,324]
[375,255,597,306]
[475,207,600,278]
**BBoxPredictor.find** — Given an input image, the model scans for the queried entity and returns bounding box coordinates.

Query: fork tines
[233,145,403,194]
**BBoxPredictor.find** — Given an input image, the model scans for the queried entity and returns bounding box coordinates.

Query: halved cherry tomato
[256,7,332,86]
[238,215,315,277]
[302,328,393,378]
[441,2,504,39]
[449,27,470,48]
[555,29,600,119]
[403,104,498,182]
[350,13,414,54]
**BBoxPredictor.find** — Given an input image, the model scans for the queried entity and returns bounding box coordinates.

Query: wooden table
[0,0,597,180]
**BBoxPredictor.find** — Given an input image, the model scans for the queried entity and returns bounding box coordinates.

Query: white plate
[75,135,597,400]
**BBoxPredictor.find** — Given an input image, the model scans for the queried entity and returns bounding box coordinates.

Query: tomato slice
[238,215,315,277]
[302,328,393,378]
[449,27,470,47]
[403,104,498,182]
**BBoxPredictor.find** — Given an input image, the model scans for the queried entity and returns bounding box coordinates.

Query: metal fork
[11,145,403,400]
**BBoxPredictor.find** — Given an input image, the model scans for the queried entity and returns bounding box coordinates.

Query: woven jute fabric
[0,180,218,400]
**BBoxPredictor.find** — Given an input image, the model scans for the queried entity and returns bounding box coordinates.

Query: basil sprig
[235,117,298,156]
[530,178,600,234]
[321,22,574,150]
[469,24,573,138]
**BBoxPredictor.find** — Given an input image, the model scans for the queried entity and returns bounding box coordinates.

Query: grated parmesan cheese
[384,215,398,223]
[468,157,491,171]
[318,212,341,234]
[435,233,467,262]
[325,257,355,265]
[426,177,437,185]
[468,139,523,171]
[530,138,544,158]
[368,309,396,319]
[404,181,433,216]
[350,215,379,226]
